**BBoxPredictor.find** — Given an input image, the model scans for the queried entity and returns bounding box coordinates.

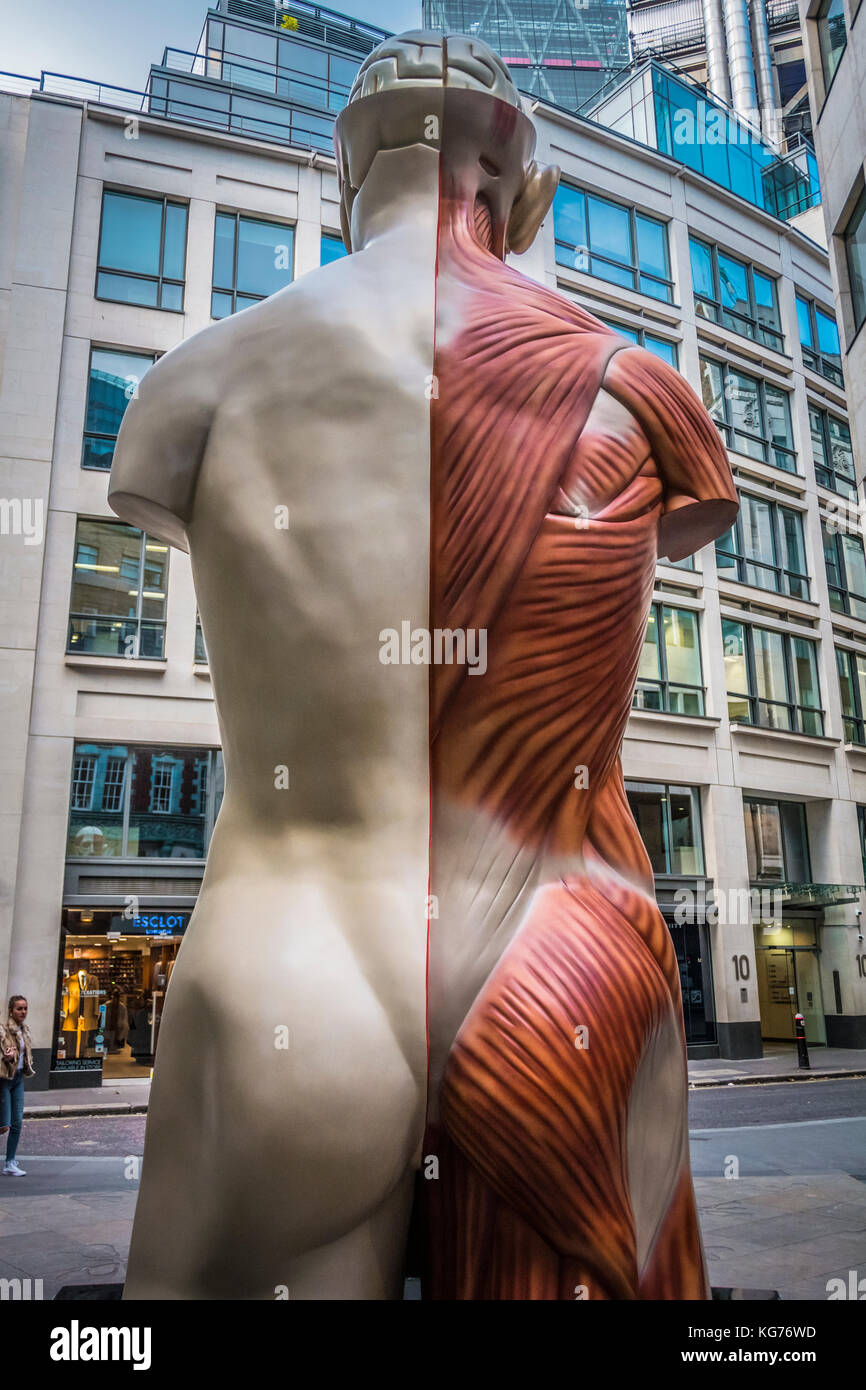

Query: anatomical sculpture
[109,31,738,1300]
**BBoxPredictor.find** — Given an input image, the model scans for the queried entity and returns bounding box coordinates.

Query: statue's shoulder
[108,315,238,552]
[602,346,739,563]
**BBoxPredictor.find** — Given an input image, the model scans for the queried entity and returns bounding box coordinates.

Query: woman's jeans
[0,1074,24,1162]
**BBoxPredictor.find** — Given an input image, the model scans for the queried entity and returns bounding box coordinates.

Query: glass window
[212,212,294,318]
[722,619,824,734]
[796,293,843,384]
[817,0,848,90]
[689,237,783,351]
[811,407,855,496]
[634,604,704,714]
[598,317,678,366]
[700,356,796,471]
[68,519,167,659]
[717,494,808,599]
[320,233,347,266]
[82,348,156,471]
[744,799,810,882]
[625,782,704,875]
[824,523,866,620]
[844,187,866,334]
[66,744,224,859]
[838,647,866,743]
[553,184,673,302]
[97,191,187,311]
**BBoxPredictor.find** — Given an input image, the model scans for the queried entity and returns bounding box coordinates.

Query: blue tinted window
[83,348,155,471]
[100,192,162,277]
[796,295,813,347]
[97,191,187,311]
[321,234,347,265]
[212,213,294,318]
[816,306,840,357]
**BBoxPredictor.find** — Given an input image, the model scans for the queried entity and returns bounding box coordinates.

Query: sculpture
[109,30,738,1300]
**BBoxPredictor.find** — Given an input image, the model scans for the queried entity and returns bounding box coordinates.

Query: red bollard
[794,1012,810,1071]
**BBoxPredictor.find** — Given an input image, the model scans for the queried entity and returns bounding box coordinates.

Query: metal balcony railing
[630,19,706,60]
[224,0,387,54]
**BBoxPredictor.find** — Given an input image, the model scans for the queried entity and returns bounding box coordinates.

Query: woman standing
[0,996,35,1176]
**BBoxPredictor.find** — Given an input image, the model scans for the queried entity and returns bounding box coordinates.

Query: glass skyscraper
[423,0,631,112]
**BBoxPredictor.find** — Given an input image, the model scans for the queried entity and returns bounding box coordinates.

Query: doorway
[754,920,827,1045]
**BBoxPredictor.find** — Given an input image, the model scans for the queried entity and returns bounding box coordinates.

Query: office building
[1,2,864,1083]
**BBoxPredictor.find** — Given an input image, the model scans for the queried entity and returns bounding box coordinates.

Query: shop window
[816,0,847,91]
[743,798,810,882]
[843,186,866,336]
[56,908,192,1075]
[68,519,168,659]
[811,407,856,498]
[700,356,796,472]
[634,604,705,714]
[82,348,157,471]
[66,744,224,860]
[212,212,294,318]
[716,493,809,599]
[795,293,843,386]
[625,782,704,875]
[722,619,824,735]
[689,237,783,353]
[97,190,187,311]
[836,646,866,744]
[320,232,347,266]
[553,183,674,302]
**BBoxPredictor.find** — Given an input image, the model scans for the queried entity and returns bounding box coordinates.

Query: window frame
[625,781,706,876]
[723,619,825,735]
[810,404,856,497]
[701,355,797,472]
[822,521,866,618]
[689,235,784,353]
[816,0,848,93]
[743,795,812,882]
[716,493,810,599]
[67,520,169,661]
[96,189,188,313]
[843,185,866,337]
[65,744,224,861]
[633,602,706,715]
[795,292,844,386]
[82,345,158,472]
[597,316,679,367]
[553,183,675,304]
[836,645,866,743]
[211,209,295,318]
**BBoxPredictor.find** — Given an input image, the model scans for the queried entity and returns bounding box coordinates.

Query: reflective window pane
[689,237,714,301]
[845,187,866,330]
[796,294,813,348]
[587,194,632,267]
[320,233,347,265]
[100,192,162,277]
[213,212,236,289]
[236,218,293,297]
[162,203,187,281]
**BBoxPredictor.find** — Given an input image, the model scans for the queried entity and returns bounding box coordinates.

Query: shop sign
[108,913,190,935]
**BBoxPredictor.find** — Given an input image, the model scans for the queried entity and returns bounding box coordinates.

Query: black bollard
[794,1012,810,1071]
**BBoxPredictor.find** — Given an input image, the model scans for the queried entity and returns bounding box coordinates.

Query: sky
[0,0,423,91]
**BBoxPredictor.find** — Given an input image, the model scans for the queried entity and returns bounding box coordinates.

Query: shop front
[55,907,190,1081]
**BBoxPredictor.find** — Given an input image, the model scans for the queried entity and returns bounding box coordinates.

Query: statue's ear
[505,161,560,255]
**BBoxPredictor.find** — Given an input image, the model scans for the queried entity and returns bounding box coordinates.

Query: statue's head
[334,30,559,259]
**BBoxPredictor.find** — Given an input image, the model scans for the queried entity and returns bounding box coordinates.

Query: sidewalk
[689,1042,866,1087]
[23,1079,151,1118]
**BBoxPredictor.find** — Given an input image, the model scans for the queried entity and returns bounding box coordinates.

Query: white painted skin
[110,145,439,1300]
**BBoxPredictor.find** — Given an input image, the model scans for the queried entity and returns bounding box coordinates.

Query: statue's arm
[108,334,222,553]
[602,346,739,563]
